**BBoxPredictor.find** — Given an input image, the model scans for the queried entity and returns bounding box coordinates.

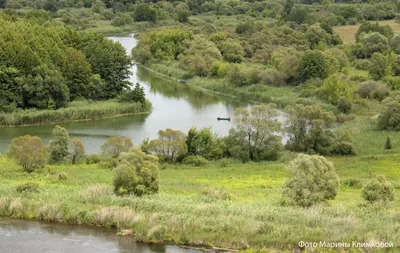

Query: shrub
[182,155,208,166]
[342,178,363,189]
[281,154,339,207]
[385,136,392,150]
[86,154,102,164]
[336,97,352,114]
[331,141,357,156]
[69,138,85,164]
[16,182,40,193]
[361,174,395,204]
[9,135,47,173]
[378,96,400,131]
[359,80,389,101]
[48,125,69,164]
[113,148,159,196]
[102,136,133,158]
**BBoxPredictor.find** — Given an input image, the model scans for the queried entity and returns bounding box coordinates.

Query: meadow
[0,100,152,127]
[1,137,400,252]
[333,20,400,44]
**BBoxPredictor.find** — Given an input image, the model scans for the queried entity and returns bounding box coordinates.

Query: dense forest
[0,12,133,113]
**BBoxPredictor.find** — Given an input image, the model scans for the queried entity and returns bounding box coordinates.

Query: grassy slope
[333,20,400,44]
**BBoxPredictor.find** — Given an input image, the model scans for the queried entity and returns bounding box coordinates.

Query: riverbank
[0,100,152,127]
[0,154,399,252]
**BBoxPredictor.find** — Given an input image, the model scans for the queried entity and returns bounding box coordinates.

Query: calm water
[0,218,200,253]
[0,34,252,154]
[0,34,286,154]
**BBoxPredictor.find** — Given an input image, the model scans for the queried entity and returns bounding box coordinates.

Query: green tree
[385,136,392,150]
[147,128,187,162]
[297,50,330,82]
[355,22,394,42]
[369,52,388,80]
[133,3,157,22]
[118,83,146,104]
[317,74,356,105]
[305,24,332,48]
[69,138,85,164]
[361,174,394,204]
[285,104,336,154]
[378,95,400,131]
[9,135,47,173]
[102,136,133,158]
[281,154,339,207]
[185,127,225,160]
[48,125,70,164]
[220,39,244,63]
[358,32,389,58]
[225,104,282,161]
[113,148,159,196]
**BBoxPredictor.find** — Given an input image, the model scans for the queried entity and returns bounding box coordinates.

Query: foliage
[359,80,389,101]
[70,138,85,164]
[185,127,225,160]
[281,154,339,207]
[385,136,392,150]
[101,136,133,158]
[317,74,356,105]
[337,97,352,114]
[378,95,400,131]
[361,174,395,204]
[113,148,159,196]
[8,135,47,173]
[118,83,146,104]
[147,128,187,162]
[225,104,282,162]
[133,3,157,22]
[285,104,336,155]
[182,155,208,166]
[297,50,330,82]
[16,182,40,193]
[48,125,70,164]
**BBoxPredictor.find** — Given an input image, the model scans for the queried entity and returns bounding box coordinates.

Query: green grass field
[333,20,400,44]
[1,145,400,252]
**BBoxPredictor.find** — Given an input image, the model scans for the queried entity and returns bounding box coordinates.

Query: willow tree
[147,128,187,162]
[9,135,47,173]
[225,104,282,161]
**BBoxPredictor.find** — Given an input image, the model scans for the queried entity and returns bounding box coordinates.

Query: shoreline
[0,100,152,127]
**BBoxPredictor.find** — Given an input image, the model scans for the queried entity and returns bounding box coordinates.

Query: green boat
[217,117,231,121]
[178,79,188,84]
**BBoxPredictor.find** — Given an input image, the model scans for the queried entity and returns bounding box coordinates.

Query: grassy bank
[0,152,399,252]
[0,100,152,127]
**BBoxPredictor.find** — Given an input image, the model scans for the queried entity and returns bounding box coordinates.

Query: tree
[369,52,388,80]
[133,3,157,22]
[317,74,356,105]
[113,148,159,196]
[102,136,133,158]
[70,138,85,164]
[185,127,225,160]
[147,129,187,162]
[220,39,244,63]
[297,50,330,82]
[305,24,332,48]
[176,3,191,23]
[361,174,394,204]
[281,154,339,207]
[355,22,394,42]
[9,135,47,173]
[378,95,400,131]
[225,104,282,161]
[48,125,70,164]
[285,104,336,155]
[385,136,392,150]
[118,83,146,104]
[358,32,389,58]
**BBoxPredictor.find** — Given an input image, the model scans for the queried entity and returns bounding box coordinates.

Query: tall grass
[1,155,400,251]
[0,100,152,127]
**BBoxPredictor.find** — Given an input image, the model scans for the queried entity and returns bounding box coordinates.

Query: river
[0,34,257,154]
[0,218,200,253]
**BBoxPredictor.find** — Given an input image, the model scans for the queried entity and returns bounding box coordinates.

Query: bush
[342,178,363,189]
[359,80,389,101]
[16,182,40,193]
[9,135,47,173]
[281,154,339,207]
[378,96,400,131]
[182,155,208,166]
[86,154,102,164]
[113,148,159,196]
[336,97,352,114]
[361,174,395,204]
[331,141,357,156]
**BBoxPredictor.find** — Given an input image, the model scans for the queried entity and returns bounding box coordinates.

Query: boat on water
[217,117,231,121]
[178,79,188,84]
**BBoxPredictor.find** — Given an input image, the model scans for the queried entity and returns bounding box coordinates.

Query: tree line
[0,14,134,113]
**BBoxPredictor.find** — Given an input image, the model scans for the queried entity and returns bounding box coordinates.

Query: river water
[0,218,200,253]
[0,34,256,154]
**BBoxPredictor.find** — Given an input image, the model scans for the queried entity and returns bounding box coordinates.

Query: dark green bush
[86,154,102,164]
[361,174,395,204]
[331,141,357,156]
[182,155,208,166]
